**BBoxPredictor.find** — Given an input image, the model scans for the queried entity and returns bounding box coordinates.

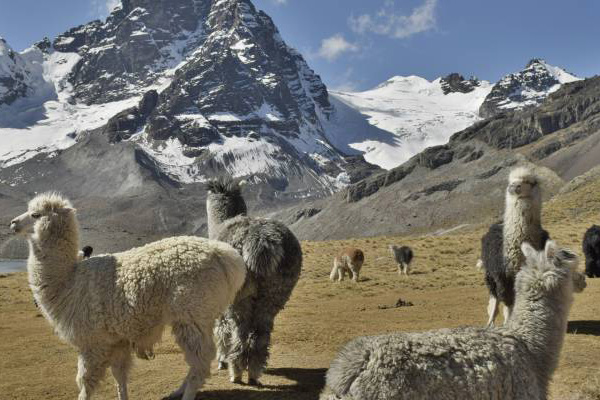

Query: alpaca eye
[31,212,41,219]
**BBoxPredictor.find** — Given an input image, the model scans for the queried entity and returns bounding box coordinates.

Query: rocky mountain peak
[33,0,359,192]
[479,59,580,118]
[440,73,481,94]
[526,58,545,68]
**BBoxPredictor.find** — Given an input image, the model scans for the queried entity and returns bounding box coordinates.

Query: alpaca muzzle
[9,220,19,233]
[508,183,522,195]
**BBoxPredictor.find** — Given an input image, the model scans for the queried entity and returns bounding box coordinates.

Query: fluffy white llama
[330,248,365,282]
[484,167,548,327]
[320,240,586,400]
[10,193,247,400]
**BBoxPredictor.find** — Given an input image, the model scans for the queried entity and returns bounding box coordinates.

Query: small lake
[0,259,27,274]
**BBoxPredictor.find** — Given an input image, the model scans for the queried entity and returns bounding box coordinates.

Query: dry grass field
[1,175,599,400]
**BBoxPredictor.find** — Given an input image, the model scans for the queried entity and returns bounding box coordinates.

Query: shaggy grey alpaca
[483,167,548,327]
[320,240,586,400]
[389,245,413,275]
[206,178,302,386]
[330,248,365,282]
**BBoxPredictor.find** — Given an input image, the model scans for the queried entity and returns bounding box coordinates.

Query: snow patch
[327,76,492,169]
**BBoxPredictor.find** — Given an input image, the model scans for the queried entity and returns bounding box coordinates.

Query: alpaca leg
[503,305,512,325]
[247,313,275,385]
[397,263,403,275]
[169,322,215,400]
[405,262,411,275]
[349,263,359,282]
[214,316,231,371]
[228,359,245,384]
[110,345,132,400]
[77,352,109,400]
[338,266,346,282]
[486,296,499,328]
[329,262,339,281]
[223,300,253,384]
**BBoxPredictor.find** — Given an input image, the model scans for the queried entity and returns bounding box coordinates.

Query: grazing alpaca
[206,178,302,386]
[330,248,365,282]
[10,193,246,400]
[320,241,586,400]
[583,225,600,278]
[389,245,413,275]
[483,167,549,327]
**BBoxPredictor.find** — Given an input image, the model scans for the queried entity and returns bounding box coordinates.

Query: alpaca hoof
[230,377,243,384]
[136,349,155,360]
[218,361,228,370]
[248,378,262,387]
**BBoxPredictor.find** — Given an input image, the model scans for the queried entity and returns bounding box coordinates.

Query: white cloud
[106,0,121,13]
[331,68,361,92]
[272,0,288,4]
[349,0,437,39]
[317,34,359,62]
[90,0,121,18]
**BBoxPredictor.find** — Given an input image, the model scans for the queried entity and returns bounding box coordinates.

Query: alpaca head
[516,241,583,304]
[10,192,78,243]
[206,178,248,226]
[507,167,541,201]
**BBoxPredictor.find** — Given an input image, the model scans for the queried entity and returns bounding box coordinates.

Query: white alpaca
[10,193,246,400]
[320,241,586,400]
[330,248,365,282]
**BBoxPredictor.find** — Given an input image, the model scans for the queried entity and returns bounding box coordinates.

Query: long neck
[503,193,542,272]
[207,203,225,240]
[506,288,573,389]
[207,196,246,239]
[27,227,80,324]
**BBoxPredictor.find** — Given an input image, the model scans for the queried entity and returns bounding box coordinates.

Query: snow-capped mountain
[0,0,380,194]
[0,0,584,197]
[479,59,580,118]
[331,74,492,169]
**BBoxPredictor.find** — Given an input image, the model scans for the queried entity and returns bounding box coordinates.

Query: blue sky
[1,0,599,91]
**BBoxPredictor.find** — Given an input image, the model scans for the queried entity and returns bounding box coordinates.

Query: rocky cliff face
[440,73,481,95]
[0,38,31,106]
[479,59,580,118]
[0,38,52,107]
[54,0,211,104]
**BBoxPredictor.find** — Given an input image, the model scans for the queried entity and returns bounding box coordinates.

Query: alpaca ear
[544,240,557,261]
[572,271,587,293]
[557,248,579,269]
[521,242,538,261]
[57,207,76,215]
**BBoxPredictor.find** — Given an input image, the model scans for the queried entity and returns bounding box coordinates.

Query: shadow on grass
[196,368,326,400]
[568,320,600,336]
